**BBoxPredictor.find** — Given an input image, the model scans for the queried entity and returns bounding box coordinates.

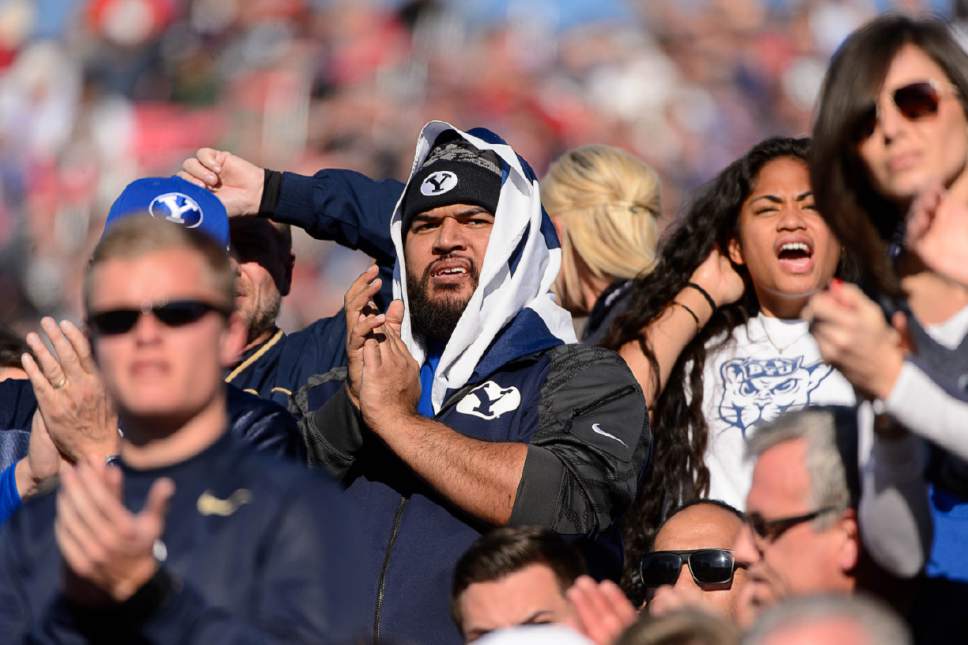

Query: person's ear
[728,237,745,266]
[836,510,860,573]
[219,311,248,367]
[280,253,294,297]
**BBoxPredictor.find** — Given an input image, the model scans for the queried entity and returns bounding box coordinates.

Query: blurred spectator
[0,216,368,642]
[2,0,942,334]
[731,407,868,628]
[615,608,740,645]
[475,623,594,644]
[451,527,586,642]
[742,593,911,645]
[808,13,968,641]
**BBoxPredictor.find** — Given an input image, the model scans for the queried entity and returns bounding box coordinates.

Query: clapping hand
[21,318,119,465]
[56,462,174,605]
[343,265,386,409]
[567,576,638,645]
[358,300,417,429]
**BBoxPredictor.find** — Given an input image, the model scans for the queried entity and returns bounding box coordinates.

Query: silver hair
[743,593,911,645]
[745,408,851,529]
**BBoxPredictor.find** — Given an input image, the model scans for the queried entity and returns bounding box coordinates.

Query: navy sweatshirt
[0,431,368,643]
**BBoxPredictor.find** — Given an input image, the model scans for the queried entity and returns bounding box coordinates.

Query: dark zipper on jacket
[374,496,409,641]
[570,384,637,419]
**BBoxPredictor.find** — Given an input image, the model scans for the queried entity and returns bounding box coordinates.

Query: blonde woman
[541,145,662,342]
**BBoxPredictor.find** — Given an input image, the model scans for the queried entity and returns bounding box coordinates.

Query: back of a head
[616,609,740,645]
[476,624,593,645]
[743,593,911,645]
[541,145,661,312]
[451,526,587,625]
[84,216,235,314]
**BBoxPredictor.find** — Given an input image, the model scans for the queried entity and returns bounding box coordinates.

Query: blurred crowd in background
[0,0,959,333]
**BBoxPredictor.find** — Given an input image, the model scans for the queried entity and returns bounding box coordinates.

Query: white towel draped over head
[390,121,576,413]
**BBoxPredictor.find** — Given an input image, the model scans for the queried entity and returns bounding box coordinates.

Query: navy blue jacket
[295,330,649,644]
[0,431,367,643]
[583,280,634,345]
[225,169,401,404]
[0,379,305,464]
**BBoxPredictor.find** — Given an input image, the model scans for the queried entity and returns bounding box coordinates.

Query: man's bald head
[653,501,745,553]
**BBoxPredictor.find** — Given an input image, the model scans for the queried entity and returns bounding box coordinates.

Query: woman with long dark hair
[603,137,851,594]
[807,14,968,637]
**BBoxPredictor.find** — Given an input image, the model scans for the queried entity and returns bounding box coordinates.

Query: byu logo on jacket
[457,381,521,420]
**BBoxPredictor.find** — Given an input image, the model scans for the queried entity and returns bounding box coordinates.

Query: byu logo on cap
[420,171,458,196]
[149,192,204,228]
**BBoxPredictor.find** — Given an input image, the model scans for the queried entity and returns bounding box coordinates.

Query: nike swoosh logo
[197,489,252,517]
[591,423,628,448]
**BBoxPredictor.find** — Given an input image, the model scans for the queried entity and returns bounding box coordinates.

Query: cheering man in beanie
[290,122,650,644]
[0,216,366,643]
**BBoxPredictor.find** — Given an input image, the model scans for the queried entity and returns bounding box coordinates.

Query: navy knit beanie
[401,131,503,230]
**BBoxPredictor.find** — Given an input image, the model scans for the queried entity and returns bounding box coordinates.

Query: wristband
[686,282,717,315]
[672,301,701,331]
[258,169,283,218]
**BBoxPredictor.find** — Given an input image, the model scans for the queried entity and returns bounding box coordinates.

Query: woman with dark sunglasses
[808,14,968,639]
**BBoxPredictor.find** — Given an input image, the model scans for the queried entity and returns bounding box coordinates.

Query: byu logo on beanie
[421,171,458,196]
[150,192,204,228]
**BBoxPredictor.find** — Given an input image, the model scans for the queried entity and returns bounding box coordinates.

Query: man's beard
[245,294,281,345]
[407,262,478,346]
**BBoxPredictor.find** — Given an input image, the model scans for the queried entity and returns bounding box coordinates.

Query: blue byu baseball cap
[104,176,229,248]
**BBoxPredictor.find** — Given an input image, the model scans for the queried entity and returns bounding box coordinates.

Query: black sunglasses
[639,548,738,588]
[87,300,232,336]
[853,80,955,141]
[746,506,837,544]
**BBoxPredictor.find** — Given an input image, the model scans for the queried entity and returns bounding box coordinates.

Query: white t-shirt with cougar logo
[700,314,856,508]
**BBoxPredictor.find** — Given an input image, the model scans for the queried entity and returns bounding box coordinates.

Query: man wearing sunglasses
[0,177,307,525]
[731,407,865,628]
[0,216,367,642]
[642,499,748,622]
[566,500,748,643]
